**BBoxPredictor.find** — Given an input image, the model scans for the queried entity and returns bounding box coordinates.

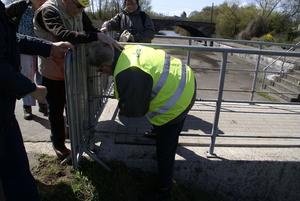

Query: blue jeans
[42,77,66,147]
[0,118,40,201]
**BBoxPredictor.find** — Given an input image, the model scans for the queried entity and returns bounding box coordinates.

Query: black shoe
[144,126,156,139]
[52,144,71,161]
[144,131,157,139]
[23,105,33,120]
[138,189,170,201]
[38,103,48,115]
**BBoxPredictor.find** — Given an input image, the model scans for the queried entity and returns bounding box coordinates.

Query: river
[159,30,181,36]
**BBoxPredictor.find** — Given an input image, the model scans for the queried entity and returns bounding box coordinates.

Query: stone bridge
[151,19,215,37]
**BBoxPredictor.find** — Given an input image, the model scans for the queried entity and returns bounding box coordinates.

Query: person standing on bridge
[89,42,196,201]
[100,0,155,43]
[33,0,123,161]
[6,0,48,120]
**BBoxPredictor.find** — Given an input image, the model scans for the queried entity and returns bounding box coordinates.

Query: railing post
[250,43,262,102]
[279,56,287,78]
[205,51,228,157]
[187,39,191,66]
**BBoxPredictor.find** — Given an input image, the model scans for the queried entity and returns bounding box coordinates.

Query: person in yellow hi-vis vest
[89,42,196,201]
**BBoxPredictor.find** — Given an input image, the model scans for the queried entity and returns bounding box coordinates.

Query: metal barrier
[64,38,300,169]
[65,44,112,169]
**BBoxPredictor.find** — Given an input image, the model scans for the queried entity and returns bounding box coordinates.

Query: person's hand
[97,32,124,52]
[129,35,134,42]
[28,85,47,102]
[100,27,108,35]
[51,41,74,53]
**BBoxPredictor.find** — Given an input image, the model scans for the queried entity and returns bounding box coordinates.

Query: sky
[150,0,225,17]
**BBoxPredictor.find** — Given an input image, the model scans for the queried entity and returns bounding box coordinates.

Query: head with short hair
[89,42,114,71]
[124,0,139,13]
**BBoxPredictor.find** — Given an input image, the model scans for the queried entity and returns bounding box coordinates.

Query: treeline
[84,0,300,43]
[187,0,300,43]
[4,0,300,43]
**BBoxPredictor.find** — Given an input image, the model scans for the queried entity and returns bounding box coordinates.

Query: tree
[188,11,202,21]
[216,2,241,38]
[252,0,281,17]
[188,6,220,22]
[280,0,300,20]
[139,0,152,13]
[216,2,259,38]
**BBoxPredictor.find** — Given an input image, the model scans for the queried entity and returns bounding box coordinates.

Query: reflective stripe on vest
[150,53,170,100]
[146,59,187,120]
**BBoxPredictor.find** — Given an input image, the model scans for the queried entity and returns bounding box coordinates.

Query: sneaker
[138,189,170,201]
[38,103,48,115]
[23,105,33,120]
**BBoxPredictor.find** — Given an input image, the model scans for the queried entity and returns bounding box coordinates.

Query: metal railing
[155,35,300,101]
[64,37,300,169]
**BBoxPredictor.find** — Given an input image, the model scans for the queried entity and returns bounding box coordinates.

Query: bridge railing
[154,35,300,101]
[118,41,300,157]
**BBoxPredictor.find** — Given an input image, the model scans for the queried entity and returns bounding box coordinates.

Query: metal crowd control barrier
[64,41,300,169]
[65,44,113,169]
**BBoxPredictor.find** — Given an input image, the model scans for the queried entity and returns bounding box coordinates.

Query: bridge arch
[175,25,207,37]
[152,19,215,37]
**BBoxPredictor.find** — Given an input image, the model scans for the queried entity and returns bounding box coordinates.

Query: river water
[159,30,181,36]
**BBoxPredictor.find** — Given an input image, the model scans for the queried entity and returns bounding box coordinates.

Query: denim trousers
[20,54,46,106]
[0,118,40,201]
[42,76,66,147]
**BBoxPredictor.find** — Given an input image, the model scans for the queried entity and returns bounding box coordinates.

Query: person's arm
[17,33,52,57]
[18,33,74,57]
[38,7,98,43]
[132,13,155,43]
[0,34,36,98]
[82,11,99,32]
[101,13,121,33]
[116,68,153,117]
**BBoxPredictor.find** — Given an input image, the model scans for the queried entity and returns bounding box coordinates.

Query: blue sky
[150,0,225,17]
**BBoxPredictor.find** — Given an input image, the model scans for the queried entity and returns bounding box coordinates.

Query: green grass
[257,92,277,102]
[33,155,225,201]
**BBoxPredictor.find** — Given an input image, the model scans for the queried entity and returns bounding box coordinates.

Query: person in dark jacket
[101,0,155,43]
[0,0,74,200]
[6,0,48,120]
[89,42,196,201]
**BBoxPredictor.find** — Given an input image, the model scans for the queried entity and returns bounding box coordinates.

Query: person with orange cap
[33,0,124,161]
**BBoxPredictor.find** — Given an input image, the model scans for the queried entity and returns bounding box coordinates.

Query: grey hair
[88,41,114,70]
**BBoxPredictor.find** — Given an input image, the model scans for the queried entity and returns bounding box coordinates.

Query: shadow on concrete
[32,115,50,129]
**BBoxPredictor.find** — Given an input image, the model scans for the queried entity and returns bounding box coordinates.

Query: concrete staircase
[264,68,300,102]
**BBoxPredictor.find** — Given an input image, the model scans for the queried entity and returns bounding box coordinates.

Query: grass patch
[257,92,277,102]
[32,155,225,201]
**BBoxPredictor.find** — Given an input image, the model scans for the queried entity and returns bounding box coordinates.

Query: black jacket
[0,1,52,156]
[5,0,31,28]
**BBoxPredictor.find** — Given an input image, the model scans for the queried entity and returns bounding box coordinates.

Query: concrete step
[269,80,299,93]
[279,77,300,91]
[284,73,300,83]
[265,84,298,102]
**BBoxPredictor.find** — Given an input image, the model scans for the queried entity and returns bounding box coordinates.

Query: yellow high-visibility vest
[114,45,195,126]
